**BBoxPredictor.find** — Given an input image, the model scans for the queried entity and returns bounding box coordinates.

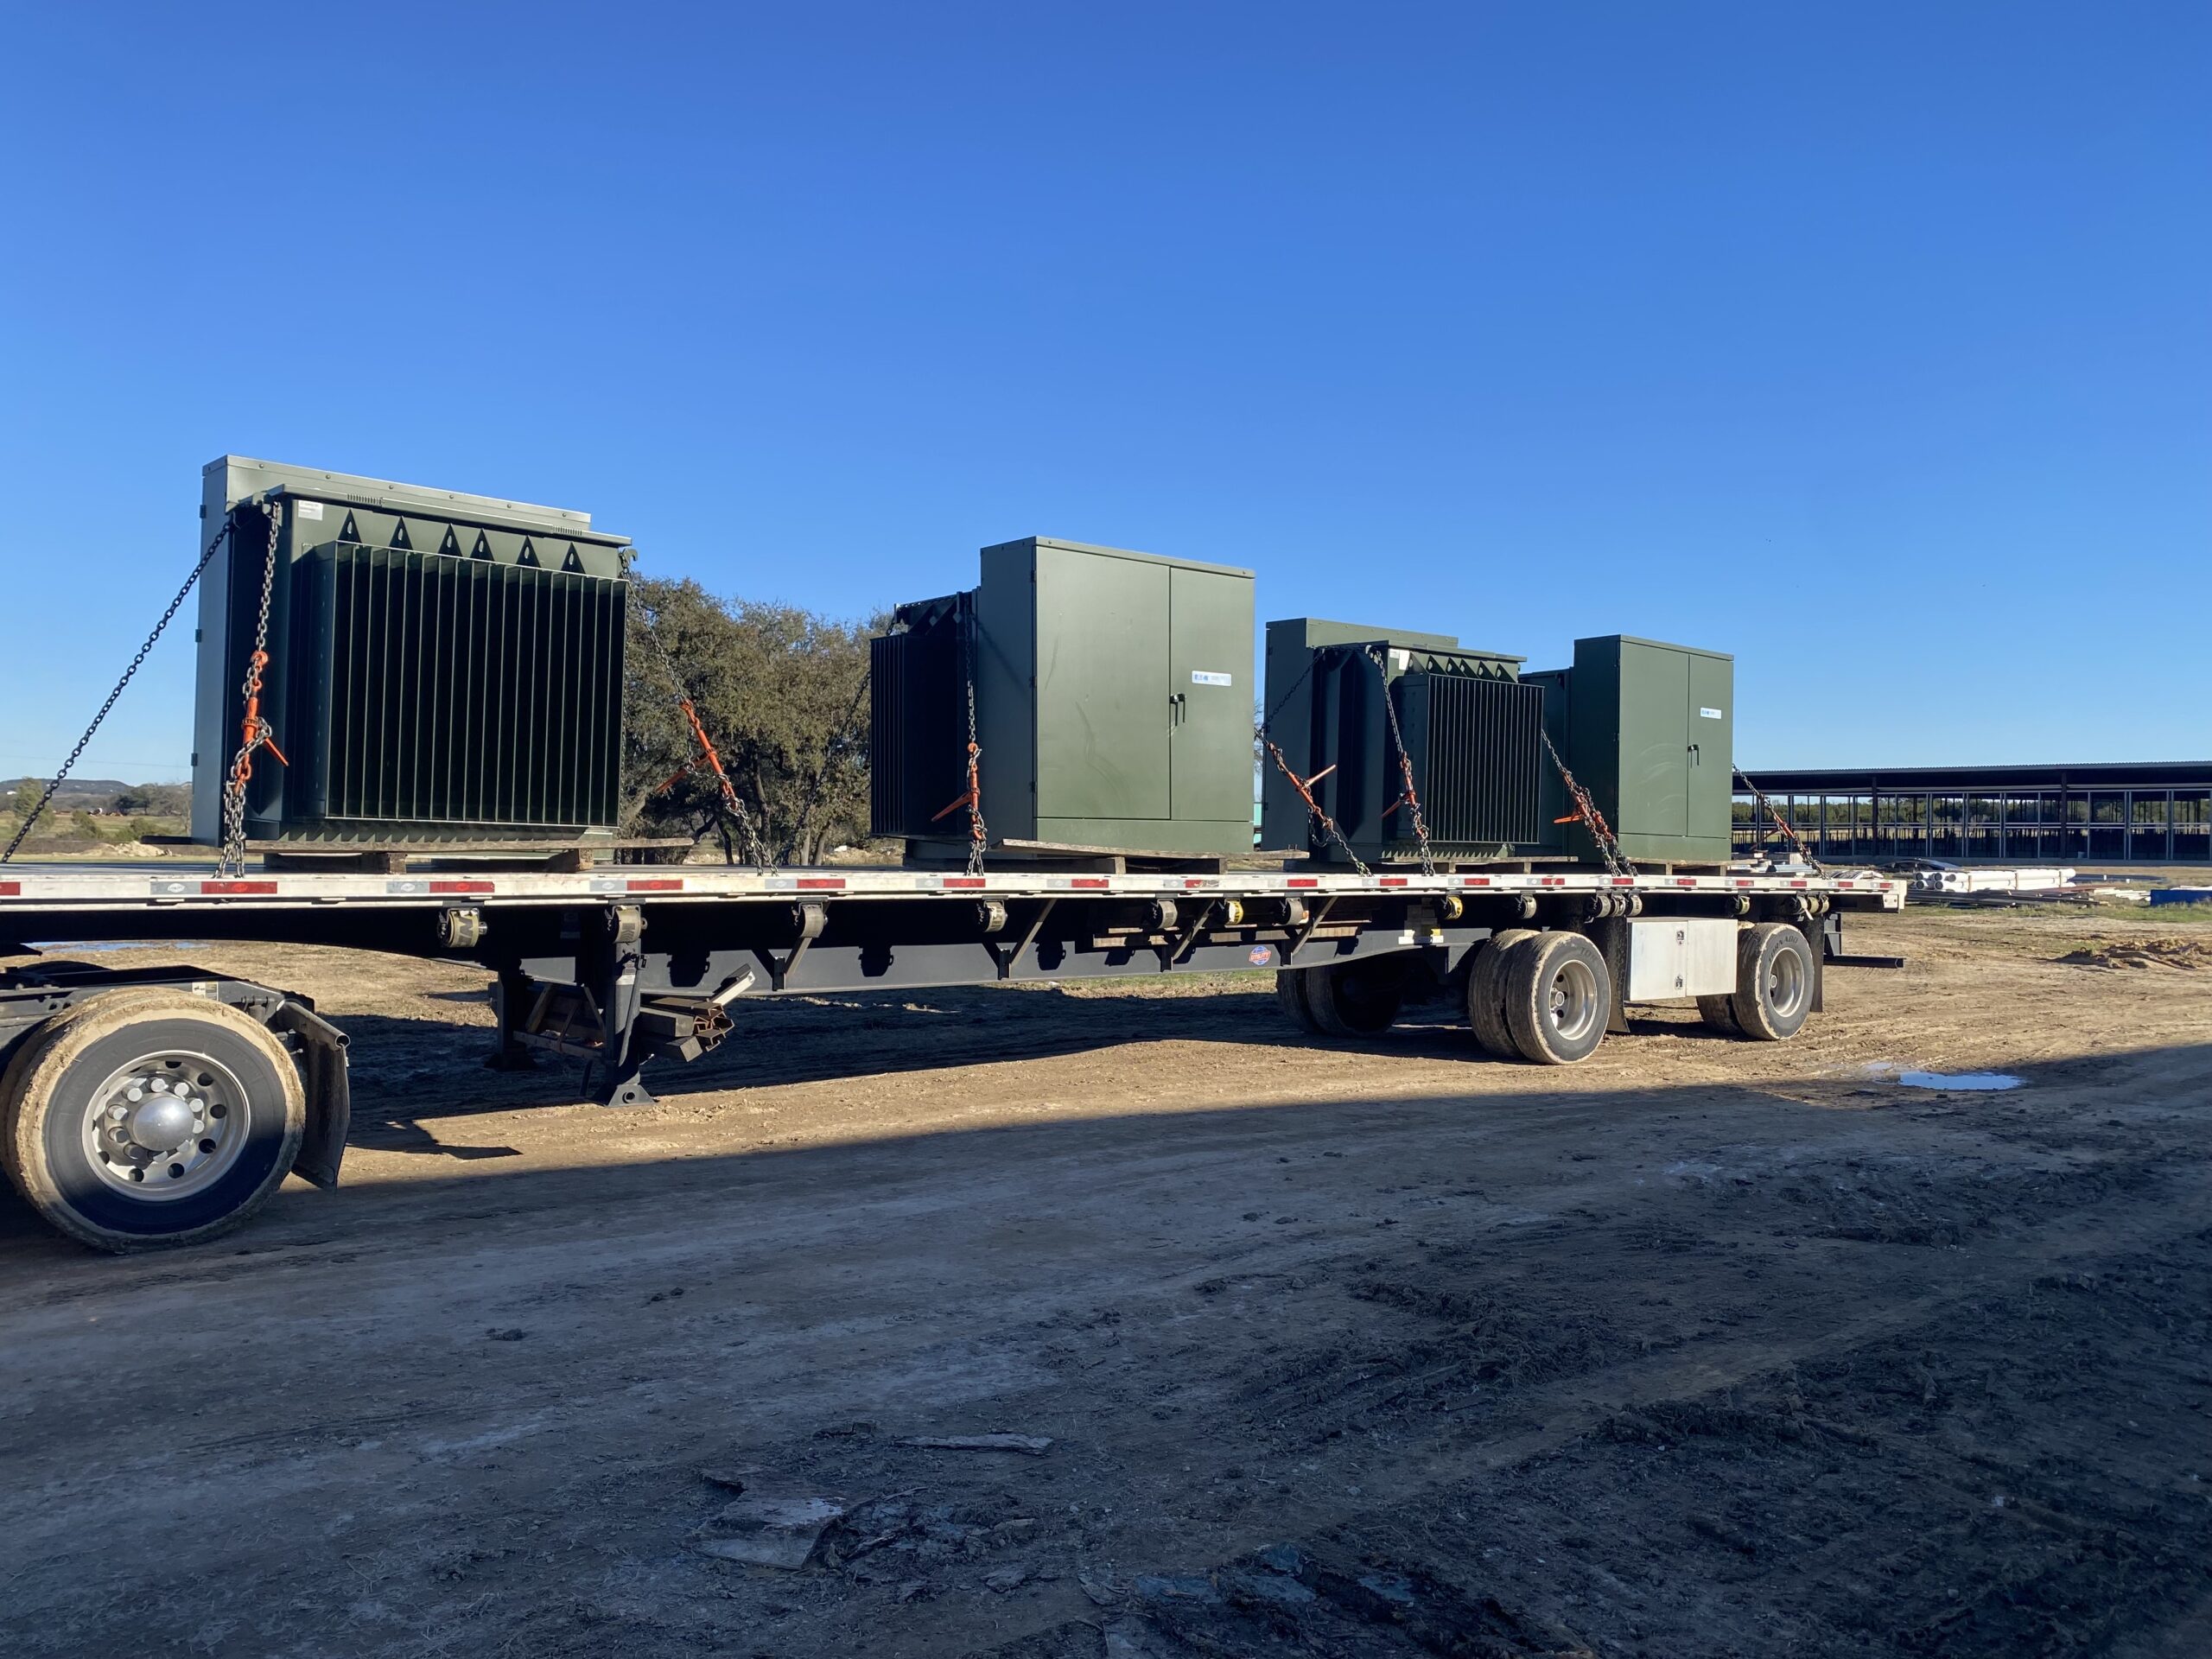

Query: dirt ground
[2,907,2209,1658]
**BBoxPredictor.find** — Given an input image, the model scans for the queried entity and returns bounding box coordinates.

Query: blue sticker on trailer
[1249,944,1274,966]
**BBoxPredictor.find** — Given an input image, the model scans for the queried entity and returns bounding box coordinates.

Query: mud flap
[269,1001,351,1187]
[1799,918,1827,1014]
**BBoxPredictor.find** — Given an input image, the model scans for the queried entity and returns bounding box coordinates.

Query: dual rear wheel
[1282,916,1821,1065]
[1467,930,1611,1065]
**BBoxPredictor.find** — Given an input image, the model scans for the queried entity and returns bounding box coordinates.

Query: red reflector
[1789,879,1808,888]
[1070,878,1109,889]
[201,880,277,895]
[1287,878,1319,888]
[1379,876,1408,887]
[1675,877,1697,887]
[1837,880,1854,888]
[0,880,18,896]
[1465,876,1491,886]
[626,879,683,892]
[1611,877,1634,886]
[942,877,985,889]
[430,880,494,894]
[1541,877,1566,887]
[796,877,846,890]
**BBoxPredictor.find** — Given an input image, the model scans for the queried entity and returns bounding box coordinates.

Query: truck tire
[1729,922,1815,1041]
[1696,994,1741,1034]
[1466,929,1536,1059]
[1503,931,1611,1065]
[1302,959,1403,1038]
[1274,968,1322,1034]
[0,990,305,1252]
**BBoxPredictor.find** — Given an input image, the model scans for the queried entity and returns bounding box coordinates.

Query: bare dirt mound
[2057,938,2212,971]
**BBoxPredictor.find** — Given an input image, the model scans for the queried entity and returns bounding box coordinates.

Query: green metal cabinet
[964,537,1255,856]
[1554,635,1734,865]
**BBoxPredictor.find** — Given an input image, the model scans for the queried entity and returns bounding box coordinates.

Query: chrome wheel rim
[79,1050,250,1201]
[1546,958,1602,1043]
[1767,947,1808,1017]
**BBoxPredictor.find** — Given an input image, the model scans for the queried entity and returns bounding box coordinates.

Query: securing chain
[1735,768,1820,868]
[642,608,771,868]
[1541,728,1633,879]
[1261,739,1368,875]
[1368,646,1436,876]
[3,518,237,864]
[1254,649,1370,873]
[930,624,988,874]
[218,502,289,875]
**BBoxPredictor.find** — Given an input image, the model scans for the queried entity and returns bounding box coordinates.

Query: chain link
[1254,649,1368,873]
[961,672,988,876]
[2,519,236,865]
[216,504,286,875]
[1369,647,1437,876]
[1261,740,1369,875]
[1734,768,1820,868]
[1541,728,1633,879]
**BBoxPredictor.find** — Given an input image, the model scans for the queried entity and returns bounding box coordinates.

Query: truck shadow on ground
[329,981,1740,1142]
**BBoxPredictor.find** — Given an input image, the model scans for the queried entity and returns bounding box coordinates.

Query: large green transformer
[1261,619,1546,864]
[873,537,1255,859]
[1526,635,1734,866]
[190,456,631,846]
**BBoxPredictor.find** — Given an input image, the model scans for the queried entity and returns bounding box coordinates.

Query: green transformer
[1525,635,1734,867]
[872,537,1255,860]
[1261,619,1546,865]
[190,455,632,847]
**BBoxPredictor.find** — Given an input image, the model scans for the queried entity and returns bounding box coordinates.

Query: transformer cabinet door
[1686,652,1734,850]
[1034,547,1173,825]
[1618,642,1690,843]
[1168,565,1256,827]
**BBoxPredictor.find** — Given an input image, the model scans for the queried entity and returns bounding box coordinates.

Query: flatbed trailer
[0,860,1901,1251]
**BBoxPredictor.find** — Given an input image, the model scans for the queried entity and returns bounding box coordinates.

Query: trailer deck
[0,859,1899,1250]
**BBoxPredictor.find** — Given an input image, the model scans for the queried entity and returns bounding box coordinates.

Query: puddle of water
[1857,1062,2024,1092]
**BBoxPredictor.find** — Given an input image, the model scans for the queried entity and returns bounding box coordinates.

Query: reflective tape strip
[626,879,683,892]
[201,880,277,896]
[431,880,494,894]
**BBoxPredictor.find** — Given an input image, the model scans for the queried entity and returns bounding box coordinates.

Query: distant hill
[3,779,189,815]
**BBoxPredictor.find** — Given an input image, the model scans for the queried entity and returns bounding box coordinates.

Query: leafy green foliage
[622,578,879,865]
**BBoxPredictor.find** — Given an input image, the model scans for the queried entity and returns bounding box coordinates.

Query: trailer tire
[0,990,305,1252]
[1466,929,1536,1059]
[1696,994,1741,1034]
[1274,969,1323,1034]
[1503,931,1611,1065]
[1729,922,1815,1041]
[1302,960,1403,1038]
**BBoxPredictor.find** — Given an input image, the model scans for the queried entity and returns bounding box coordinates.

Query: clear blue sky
[3,3,2206,782]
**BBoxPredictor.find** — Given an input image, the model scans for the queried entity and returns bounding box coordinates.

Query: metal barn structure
[1733,763,2212,864]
